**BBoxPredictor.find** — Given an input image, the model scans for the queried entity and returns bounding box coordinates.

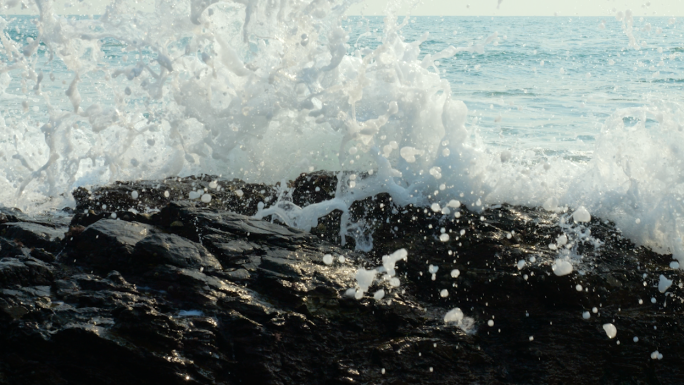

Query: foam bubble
[355,268,377,294]
[444,308,464,324]
[658,275,673,293]
[189,191,201,200]
[572,206,591,223]
[603,323,617,339]
[551,259,573,276]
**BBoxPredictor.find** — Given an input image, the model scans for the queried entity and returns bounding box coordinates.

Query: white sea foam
[603,323,617,339]
[0,1,681,263]
[658,275,673,293]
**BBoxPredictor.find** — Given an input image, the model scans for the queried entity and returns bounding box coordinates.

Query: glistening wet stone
[0,174,682,384]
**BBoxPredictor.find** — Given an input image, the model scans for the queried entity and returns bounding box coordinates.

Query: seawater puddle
[0,1,682,263]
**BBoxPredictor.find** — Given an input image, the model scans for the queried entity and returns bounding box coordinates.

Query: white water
[0,0,683,262]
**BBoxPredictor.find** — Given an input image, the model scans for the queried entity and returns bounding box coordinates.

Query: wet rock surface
[1,174,683,384]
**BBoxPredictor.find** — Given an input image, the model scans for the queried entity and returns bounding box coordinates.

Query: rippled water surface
[346,16,684,156]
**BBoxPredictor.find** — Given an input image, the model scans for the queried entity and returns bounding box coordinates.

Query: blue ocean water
[345,16,683,158]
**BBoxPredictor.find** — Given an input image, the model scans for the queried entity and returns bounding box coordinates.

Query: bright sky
[2,0,683,16]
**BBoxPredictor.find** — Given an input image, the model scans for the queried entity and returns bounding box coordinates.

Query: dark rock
[29,248,57,263]
[0,207,21,224]
[0,222,66,252]
[160,201,309,243]
[0,237,28,259]
[134,233,222,271]
[0,285,51,321]
[74,219,157,271]
[0,257,53,287]
[291,170,338,207]
[72,174,277,217]
[0,174,682,384]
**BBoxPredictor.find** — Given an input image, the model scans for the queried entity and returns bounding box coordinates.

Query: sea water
[0,1,682,262]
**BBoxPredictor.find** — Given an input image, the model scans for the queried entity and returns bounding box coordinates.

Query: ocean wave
[0,1,681,262]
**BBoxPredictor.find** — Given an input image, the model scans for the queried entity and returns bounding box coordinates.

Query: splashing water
[0,1,683,262]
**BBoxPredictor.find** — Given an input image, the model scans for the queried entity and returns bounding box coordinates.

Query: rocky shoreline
[1,174,682,384]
